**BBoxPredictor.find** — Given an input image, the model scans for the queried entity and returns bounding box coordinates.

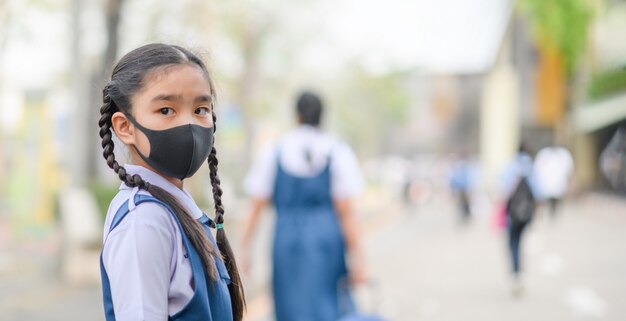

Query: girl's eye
[160,107,174,115]
[195,107,211,116]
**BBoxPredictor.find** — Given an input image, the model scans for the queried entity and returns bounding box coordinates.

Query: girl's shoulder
[103,189,179,241]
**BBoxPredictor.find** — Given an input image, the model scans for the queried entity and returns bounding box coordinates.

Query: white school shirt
[102,165,203,321]
[244,125,365,199]
[534,146,574,199]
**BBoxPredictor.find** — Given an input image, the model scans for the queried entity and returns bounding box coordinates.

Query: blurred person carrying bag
[506,177,535,225]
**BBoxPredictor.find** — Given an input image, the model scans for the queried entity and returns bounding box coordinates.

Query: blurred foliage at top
[517,0,594,75]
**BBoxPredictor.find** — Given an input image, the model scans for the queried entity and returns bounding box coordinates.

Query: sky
[0,0,513,132]
[1,0,514,87]
[323,0,512,74]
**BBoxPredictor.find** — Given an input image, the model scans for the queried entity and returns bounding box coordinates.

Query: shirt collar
[120,164,204,219]
[297,124,319,132]
[294,124,323,139]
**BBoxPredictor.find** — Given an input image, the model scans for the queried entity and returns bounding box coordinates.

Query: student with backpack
[500,143,538,295]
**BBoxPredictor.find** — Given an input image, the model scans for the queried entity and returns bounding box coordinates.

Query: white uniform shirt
[534,146,574,199]
[244,125,364,199]
[102,165,204,321]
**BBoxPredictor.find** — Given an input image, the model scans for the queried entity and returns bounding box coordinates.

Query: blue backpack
[506,177,535,224]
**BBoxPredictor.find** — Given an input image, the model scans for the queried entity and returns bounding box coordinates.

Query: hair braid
[99,85,148,189]
[208,111,246,320]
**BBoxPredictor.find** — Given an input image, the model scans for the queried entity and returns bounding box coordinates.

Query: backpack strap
[107,194,168,234]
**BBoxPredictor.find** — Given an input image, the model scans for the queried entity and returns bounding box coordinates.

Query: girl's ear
[111,111,135,145]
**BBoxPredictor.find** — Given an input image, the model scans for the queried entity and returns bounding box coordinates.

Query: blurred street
[363,192,626,321]
[2,190,625,321]
[2,1,625,320]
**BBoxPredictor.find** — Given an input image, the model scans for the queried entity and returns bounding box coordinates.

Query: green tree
[517,0,594,75]
[332,65,411,157]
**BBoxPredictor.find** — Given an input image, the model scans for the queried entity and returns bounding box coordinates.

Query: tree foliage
[332,66,411,157]
[517,0,594,74]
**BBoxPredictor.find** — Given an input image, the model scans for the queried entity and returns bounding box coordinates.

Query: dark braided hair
[98,43,245,319]
[207,111,245,321]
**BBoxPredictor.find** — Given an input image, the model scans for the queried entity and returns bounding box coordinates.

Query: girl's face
[112,64,213,183]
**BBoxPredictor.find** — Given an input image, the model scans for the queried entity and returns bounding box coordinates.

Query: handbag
[490,202,508,231]
[337,279,388,321]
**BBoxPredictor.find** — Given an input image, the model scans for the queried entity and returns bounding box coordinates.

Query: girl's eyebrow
[195,95,213,103]
[151,94,181,102]
[151,94,213,103]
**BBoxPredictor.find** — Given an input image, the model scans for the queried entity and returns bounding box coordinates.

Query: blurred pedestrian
[500,143,538,295]
[241,91,367,321]
[449,153,477,224]
[534,142,574,218]
[98,44,244,321]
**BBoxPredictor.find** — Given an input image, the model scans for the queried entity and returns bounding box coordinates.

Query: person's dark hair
[296,91,323,126]
[519,142,528,155]
[98,43,245,320]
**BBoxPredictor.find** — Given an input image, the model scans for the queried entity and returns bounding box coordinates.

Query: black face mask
[124,113,214,180]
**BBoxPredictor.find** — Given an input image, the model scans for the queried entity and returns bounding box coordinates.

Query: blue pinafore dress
[272,153,349,321]
[100,193,233,321]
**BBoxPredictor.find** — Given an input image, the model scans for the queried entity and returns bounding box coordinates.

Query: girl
[98,43,245,320]
[241,91,366,321]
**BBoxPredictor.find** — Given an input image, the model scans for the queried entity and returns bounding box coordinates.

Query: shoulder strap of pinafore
[100,194,167,321]
[100,194,208,321]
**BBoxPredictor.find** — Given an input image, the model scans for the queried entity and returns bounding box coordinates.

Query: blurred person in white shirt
[534,142,574,218]
[241,91,366,321]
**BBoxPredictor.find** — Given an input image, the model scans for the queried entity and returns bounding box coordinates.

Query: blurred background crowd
[1,0,626,320]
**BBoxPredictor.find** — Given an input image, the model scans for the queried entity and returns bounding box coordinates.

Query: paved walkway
[361,192,626,321]
[1,192,625,320]
[244,191,626,321]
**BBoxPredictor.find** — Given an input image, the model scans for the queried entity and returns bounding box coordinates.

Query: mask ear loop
[122,111,150,133]
[121,111,158,170]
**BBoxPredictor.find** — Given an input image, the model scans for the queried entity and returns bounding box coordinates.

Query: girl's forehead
[140,64,213,95]
[145,63,207,80]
